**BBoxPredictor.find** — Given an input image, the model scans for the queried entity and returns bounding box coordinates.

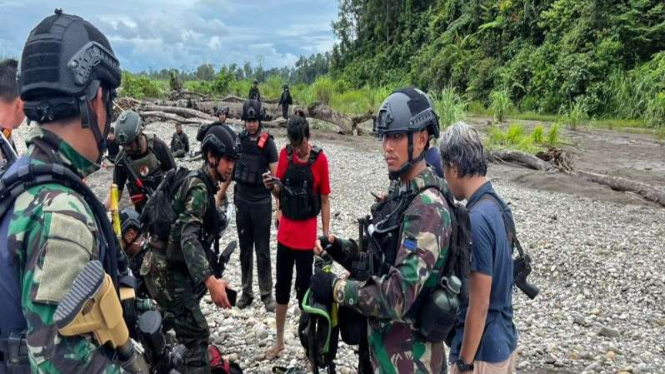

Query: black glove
[310,270,337,305]
[319,235,355,270]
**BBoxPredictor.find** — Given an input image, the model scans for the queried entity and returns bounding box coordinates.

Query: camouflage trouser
[142,249,211,374]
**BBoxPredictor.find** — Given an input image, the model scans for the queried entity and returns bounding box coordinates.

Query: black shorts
[274,242,314,306]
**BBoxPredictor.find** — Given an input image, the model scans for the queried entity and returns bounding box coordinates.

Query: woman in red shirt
[263,114,331,360]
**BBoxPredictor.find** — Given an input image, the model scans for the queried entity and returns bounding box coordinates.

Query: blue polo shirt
[449,181,517,363]
[424,147,443,178]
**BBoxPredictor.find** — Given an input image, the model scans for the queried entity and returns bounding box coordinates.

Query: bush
[548,123,561,145]
[312,76,334,104]
[489,89,512,123]
[532,125,545,144]
[487,124,536,153]
[119,72,164,99]
[560,100,588,131]
[430,86,467,128]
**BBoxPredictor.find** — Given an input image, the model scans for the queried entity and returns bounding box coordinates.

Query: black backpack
[439,189,472,305]
[139,166,197,242]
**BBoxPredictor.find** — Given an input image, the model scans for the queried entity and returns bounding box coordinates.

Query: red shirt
[276,144,330,250]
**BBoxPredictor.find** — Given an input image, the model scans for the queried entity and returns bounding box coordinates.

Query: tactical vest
[234,131,271,186]
[0,156,120,374]
[166,171,220,268]
[356,182,448,319]
[120,134,164,195]
[280,145,322,221]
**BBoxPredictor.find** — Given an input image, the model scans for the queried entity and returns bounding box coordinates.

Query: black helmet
[242,99,262,121]
[374,87,440,180]
[215,106,229,116]
[253,79,258,84]
[18,9,121,164]
[200,124,239,160]
[120,207,141,235]
[283,84,289,89]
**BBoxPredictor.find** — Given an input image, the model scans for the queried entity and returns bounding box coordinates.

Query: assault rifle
[117,156,154,206]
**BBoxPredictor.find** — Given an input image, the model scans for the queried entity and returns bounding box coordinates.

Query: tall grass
[559,100,588,130]
[489,89,512,123]
[430,86,467,128]
[532,125,545,144]
[548,123,561,145]
[312,76,334,104]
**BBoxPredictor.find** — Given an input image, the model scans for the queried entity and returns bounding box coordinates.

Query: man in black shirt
[248,79,261,102]
[278,84,293,120]
[218,99,277,312]
[170,123,190,158]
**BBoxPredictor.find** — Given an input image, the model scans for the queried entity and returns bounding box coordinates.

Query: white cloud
[0,0,338,71]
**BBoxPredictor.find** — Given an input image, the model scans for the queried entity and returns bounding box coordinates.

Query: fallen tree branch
[140,104,215,121]
[486,150,554,171]
[573,171,665,207]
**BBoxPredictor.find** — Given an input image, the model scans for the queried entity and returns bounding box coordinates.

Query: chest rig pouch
[234,131,270,186]
[280,145,322,221]
[125,134,163,195]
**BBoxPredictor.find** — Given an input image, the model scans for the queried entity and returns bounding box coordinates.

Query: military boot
[236,293,254,309]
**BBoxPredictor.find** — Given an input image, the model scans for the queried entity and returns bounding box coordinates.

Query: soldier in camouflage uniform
[112,110,176,213]
[0,10,126,373]
[120,208,150,298]
[145,124,237,374]
[311,88,452,374]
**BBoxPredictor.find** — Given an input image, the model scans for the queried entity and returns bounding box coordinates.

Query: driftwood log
[573,171,665,207]
[488,148,665,208]
[486,150,554,171]
[138,97,371,135]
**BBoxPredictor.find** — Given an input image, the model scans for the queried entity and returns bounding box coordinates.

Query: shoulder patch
[402,238,418,252]
[34,211,94,303]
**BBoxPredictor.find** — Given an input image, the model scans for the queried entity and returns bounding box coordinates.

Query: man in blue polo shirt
[439,123,517,374]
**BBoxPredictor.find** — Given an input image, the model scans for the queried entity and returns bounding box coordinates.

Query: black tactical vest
[234,131,270,186]
[120,134,164,195]
[280,145,322,221]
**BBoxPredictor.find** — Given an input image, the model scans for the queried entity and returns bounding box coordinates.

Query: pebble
[70,123,665,374]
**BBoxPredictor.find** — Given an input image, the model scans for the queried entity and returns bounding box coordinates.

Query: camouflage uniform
[336,168,452,374]
[3,126,123,373]
[145,168,217,374]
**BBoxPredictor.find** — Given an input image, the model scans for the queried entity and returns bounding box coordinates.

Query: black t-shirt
[234,133,278,204]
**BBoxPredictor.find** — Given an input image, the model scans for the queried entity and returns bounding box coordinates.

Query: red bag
[208,345,244,374]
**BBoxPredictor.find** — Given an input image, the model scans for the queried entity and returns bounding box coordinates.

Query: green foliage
[559,101,589,130]
[312,76,334,104]
[489,90,512,123]
[430,86,467,128]
[488,124,537,153]
[548,123,561,145]
[330,0,665,123]
[119,71,164,99]
[532,125,545,144]
[213,67,235,95]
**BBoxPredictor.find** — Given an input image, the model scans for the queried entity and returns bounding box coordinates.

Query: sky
[0,0,339,72]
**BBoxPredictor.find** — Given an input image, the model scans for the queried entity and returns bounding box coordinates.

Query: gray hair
[438,122,487,177]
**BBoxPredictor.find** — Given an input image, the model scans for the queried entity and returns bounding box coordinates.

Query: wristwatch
[333,279,346,304]
[456,358,474,372]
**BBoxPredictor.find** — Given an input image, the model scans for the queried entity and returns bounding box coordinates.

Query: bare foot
[264,343,285,361]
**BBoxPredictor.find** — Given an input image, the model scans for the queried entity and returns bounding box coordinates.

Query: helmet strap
[79,86,112,165]
[388,132,425,181]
